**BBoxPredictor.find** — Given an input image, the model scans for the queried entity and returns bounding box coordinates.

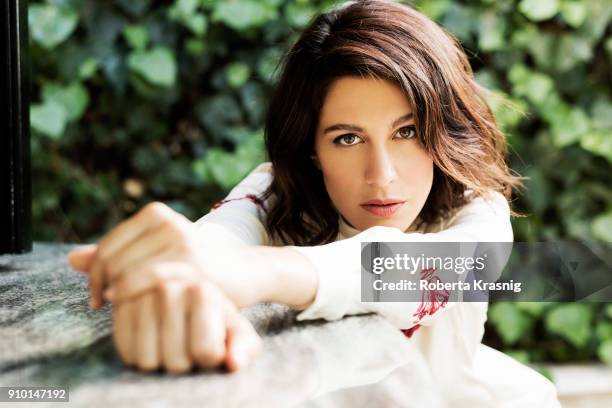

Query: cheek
[316,150,361,210]
[320,162,357,203]
[397,150,434,194]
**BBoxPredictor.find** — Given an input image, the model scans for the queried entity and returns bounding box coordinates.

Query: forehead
[318,76,413,128]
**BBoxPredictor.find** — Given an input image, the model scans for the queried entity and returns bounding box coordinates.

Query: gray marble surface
[0,244,441,408]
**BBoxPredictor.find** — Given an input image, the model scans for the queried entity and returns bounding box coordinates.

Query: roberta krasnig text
[371,254,522,293]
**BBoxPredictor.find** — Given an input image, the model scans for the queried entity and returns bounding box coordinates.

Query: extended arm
[243,191,511,329]
[76,162,511,329]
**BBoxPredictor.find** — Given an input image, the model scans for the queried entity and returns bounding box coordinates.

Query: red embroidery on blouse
[402,267,450,339]
[211,194,267,212]
[401,324,421,338]
[413,267,449,321]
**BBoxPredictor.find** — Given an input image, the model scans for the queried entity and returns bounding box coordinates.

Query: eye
[333,134,363,146]
[396,126,416,139]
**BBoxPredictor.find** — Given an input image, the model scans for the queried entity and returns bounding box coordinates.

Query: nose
[364,144,398,188]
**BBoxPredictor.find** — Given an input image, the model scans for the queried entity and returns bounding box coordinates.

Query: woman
[69,0,560,405]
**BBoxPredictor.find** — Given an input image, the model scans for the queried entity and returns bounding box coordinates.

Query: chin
[364,218,406,230]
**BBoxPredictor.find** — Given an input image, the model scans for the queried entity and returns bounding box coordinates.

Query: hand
[68,202,268,309]
[114,278,262,374]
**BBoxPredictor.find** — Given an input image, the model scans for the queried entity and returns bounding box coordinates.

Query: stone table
[0,244,443,407]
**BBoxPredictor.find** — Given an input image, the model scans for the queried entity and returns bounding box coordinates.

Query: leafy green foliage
[489,302,533,344]
[127,47,178,87]
[546,304,593,348]
[28,3,78,49]
[486,301,612,373]
[27,0,611,365]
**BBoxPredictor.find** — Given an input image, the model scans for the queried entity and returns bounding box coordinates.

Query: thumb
[68,244,97,272]
[224,313,262,372]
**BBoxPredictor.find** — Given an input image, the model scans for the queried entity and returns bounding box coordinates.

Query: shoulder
[456,190,510,219]
[250,162,273,175]
[424,190,512,237]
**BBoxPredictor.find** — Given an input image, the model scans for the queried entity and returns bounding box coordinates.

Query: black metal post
[1,0,31,254]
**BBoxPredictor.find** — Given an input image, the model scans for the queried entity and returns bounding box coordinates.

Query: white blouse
[195,162,561,407]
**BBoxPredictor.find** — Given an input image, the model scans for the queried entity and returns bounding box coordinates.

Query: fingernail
[104,288,115,301]
[89,298,96,309]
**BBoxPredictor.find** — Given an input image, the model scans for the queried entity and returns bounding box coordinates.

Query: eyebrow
[322,112,414,135]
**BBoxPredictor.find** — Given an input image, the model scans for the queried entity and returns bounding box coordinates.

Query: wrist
[247,246,318,310]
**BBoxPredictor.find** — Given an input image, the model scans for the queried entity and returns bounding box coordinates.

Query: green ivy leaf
[415,0,450,21]
[526,31,556,71]
[256,48,282,83]
[116,0,152,17]
[545,304,593,348]
[441,3,477,41]
[123,24,149,51]
[478,11,506,52]
[598,340,612,366]
[169,0,208,36]
[581,131,612,164]
[592,98,612,129]
[240,81,266,125]
[28,3,78,49]
[169,0,199,16]
[510,24,538,49]
[556,35,593,71]
[591,211,612,242]
[560,0,588,28]
[508,65,554,106]
[192,158,212,184]
[516,302,547,317]
[595,321,612,341]
[42,82,90,121]
[127,47,177,87]
[606,304,612,319]
[30,100,68,139]
[226,62,251,89]
[78,58,98,80]
[185,38,207,57]
[206,132,265,189]
[212,0,278,31]
[285,1,317,28]
[184,14,207,36]
[519,0,559,22]
[551,108,590,148]
[489,303,532,345]
[524,168,552,213]
[196,94,243,142]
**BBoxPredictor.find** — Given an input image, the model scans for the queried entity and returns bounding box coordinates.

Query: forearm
[246,246,318,310]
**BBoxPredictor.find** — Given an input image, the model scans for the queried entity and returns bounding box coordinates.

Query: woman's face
[314,76,434,232]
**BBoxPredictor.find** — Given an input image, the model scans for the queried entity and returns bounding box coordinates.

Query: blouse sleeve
[290,191,513,329]
[193,162,274,247]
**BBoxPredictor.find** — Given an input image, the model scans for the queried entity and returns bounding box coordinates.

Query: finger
[105,260,200,304]
[224,306,263,372]
[112,298,136,367]
[98,202,176,262]
[68,245,97,272]
[88,260,106,310]
[188,282,226,368]
[159,281,192,374]
[105,223,180,285]
[90,202,176,309]
[134,293,160,372]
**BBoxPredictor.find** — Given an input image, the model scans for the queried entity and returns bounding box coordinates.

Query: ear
[311,155,321,170]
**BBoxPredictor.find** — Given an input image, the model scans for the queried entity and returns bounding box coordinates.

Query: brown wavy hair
[261,0,523,246]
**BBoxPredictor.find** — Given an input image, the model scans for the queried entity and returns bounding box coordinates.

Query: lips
[361,198,405,206]
[360,199,406,218]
